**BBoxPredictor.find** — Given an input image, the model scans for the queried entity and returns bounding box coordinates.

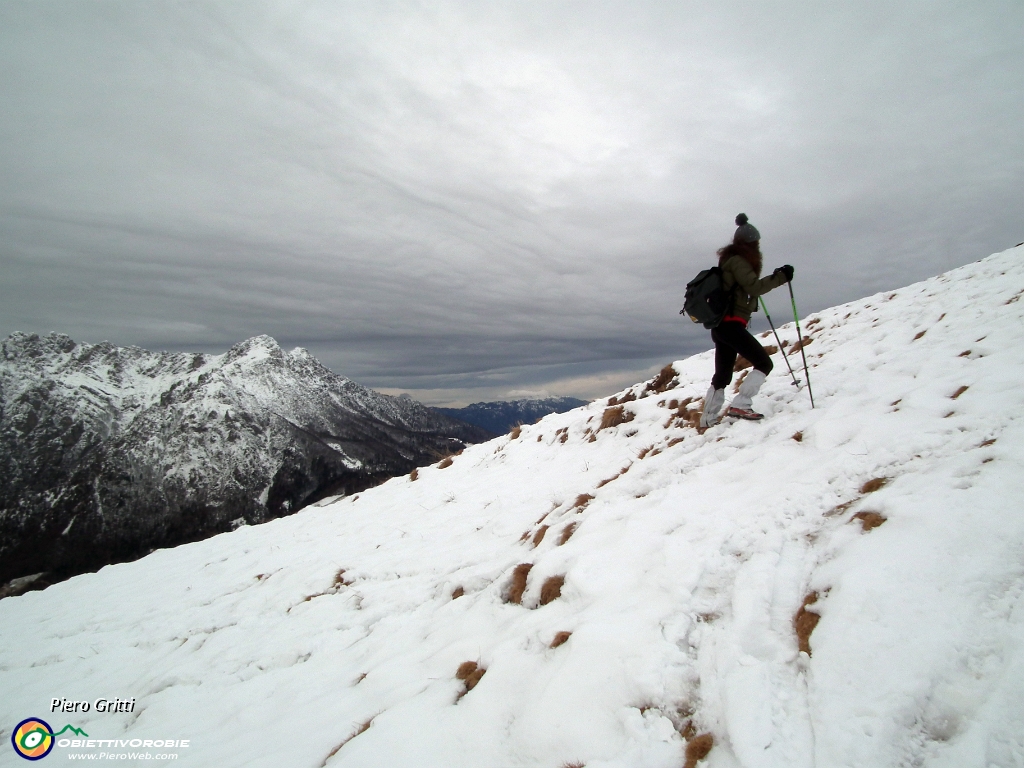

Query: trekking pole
[788,281,815,409]
[759,297,801,388]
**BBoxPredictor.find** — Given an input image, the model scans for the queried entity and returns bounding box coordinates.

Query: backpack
[681,266,731,329]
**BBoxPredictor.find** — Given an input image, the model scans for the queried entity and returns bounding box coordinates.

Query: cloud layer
[2,1,1022,404]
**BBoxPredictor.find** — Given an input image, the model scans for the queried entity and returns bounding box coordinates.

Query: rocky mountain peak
[0,334,491,592]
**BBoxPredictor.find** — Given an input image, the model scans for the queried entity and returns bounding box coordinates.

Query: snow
[2,248,1024,767]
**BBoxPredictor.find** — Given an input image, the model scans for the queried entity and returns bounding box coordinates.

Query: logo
[11,718,54,761]
[9,717,189,760]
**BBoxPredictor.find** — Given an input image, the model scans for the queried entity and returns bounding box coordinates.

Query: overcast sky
[2,2,1022,406]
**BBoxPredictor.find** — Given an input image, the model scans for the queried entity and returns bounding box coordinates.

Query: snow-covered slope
[2,248,1023,768]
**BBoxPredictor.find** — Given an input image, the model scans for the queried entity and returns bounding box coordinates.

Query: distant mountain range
[0,333,490,592]
[434,397,588,436]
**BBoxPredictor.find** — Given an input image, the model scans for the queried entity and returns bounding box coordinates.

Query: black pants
[711,320,773,390]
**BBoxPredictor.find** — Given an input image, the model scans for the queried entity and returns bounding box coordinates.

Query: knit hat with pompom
[734,213,760,243]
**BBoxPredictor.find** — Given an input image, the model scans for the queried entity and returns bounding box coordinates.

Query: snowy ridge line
[2,248,1024,768]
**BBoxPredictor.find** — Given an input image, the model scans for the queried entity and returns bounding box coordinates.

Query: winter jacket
[721,254,788,322]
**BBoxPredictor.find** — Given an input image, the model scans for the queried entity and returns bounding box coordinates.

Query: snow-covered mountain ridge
[0,334,488,591]
[435,397,589,436]
[2,247,1023,768]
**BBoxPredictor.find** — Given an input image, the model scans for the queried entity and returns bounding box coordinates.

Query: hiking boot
[726,406,764,421]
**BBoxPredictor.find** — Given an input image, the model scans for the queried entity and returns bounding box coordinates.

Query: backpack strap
[720,260,738,314]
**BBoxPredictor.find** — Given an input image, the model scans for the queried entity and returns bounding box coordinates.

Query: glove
[775,264,794,283]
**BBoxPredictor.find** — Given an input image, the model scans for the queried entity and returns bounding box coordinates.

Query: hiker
[699,214,794,427]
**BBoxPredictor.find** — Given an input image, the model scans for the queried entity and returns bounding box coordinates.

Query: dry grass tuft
[980,438,997,447]
[664,396,699,430]
[352,719,373,738]
[959,349,972,357]
[645,364,679,394]
[559,762,586,768]
[733,355,753,372]
[732,369,749,392]
[637,444,656,460]
[550,631,572,648]
[333,569,353,589]
[825,500,857,517]
[853,511,887,531]
[558,522,578,545]
[573,493,595,510]
[667,437,685,448]
[913,329,927,340]
[322,738,346,764]
[438,456,453,469]
[951,385,969,399]
[792,431,803,442]
[608,391,637,406]
[539,575,565,606]
[859,477,888,494]
[671,704,696,739]
[509,425,522,439]
[598,462,626,487]
[455,661,486,699]
[789,336,814,354]
[569,495,593,514]
[321,718,374,765]
[684,733,714,768]
[599,405,634,431]
[532,525,549,547]
[451,586,465,599]
[794,592,821,655]
[464,667,484,691]
[409,468,419,481]
[683,410,702,431]
[764,344,779,355]
[505,563,533,604]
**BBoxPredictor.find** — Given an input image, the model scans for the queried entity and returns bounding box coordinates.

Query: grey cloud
[2,1,1022,404]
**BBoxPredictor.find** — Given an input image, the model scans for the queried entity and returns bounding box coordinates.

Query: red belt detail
[722,315,748,327]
